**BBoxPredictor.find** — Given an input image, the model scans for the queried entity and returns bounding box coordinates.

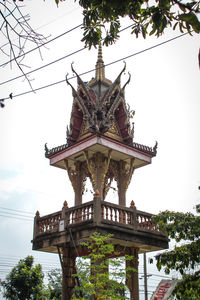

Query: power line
[0,45,86,86]
[0,254,60,264]
[0,23,82,68]
[0,214,33,221]
[149,273,172,279]
[0,210,33,219]
[0,206,35,221]
[0,23,133,86]
[0,206,34,215]
[2,31,190,102]
[35,7,80,31]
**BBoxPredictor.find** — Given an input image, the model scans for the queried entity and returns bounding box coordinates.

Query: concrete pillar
[118,174,126,206]
[74,172,83,206]
[62,246,76,300]
[126,247,139,300]
[33,210,40,239]
[93,191,102,225]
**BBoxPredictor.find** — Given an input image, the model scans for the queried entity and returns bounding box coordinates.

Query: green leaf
[178,3,186,12]
[179,12,200,33]
[186,1,198,9]
[173,21,179,30]
[152,11,162,29]
[141,25,146,38]
[150,24,156,36]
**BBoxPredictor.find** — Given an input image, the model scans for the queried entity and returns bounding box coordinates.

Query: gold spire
[95,44,105,81]
[88,44,112,87]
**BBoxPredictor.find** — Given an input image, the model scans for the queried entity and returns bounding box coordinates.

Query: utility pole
[144,252,148,300]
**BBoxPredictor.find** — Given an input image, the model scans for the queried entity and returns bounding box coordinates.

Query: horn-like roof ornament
[122,71,131,91]
[70,62,94,108]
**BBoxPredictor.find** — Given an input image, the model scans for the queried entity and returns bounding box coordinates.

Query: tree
[0,255,46,300]
[53,0,200,48]
[152,204,200,299]
[10,0,200,49]
[72,232,135,300]
[0,0,46,93]
[46,268,62,300]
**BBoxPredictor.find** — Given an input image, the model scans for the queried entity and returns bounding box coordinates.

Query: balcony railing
[33,198,162,238]
[67,201,93,225]
[36,211,62,235]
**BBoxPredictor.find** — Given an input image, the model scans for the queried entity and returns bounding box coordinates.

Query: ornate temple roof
[45,46,157,159]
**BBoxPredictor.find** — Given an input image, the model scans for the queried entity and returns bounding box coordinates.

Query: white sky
[0,0,199,298]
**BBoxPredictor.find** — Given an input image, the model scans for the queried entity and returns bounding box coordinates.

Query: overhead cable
[0,23,82,68]
[0,24,133,86]
[0,206,34,215]
[0,214,33,221]
[2,31,190,102]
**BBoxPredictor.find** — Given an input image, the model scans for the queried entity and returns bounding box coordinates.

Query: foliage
[54,0,200,48]
[152,205,200,299]
[72,232,135,299]
[46,268,62,300]
[0,255,46,300]
[0,0,47,95]
[174,270,200,299]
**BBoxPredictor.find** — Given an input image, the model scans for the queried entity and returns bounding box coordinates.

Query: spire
[95,44,105,81]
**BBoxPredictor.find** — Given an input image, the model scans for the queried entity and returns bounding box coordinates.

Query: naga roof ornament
[45,45,157,158]
[65,45,133,146]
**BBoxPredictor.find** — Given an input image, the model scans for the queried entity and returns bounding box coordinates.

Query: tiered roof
[45,46,157,159]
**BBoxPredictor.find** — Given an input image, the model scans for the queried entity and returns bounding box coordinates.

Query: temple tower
[32,46,168,299]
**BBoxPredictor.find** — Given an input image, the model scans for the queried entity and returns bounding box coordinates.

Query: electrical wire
[1,30,191,102]
[0,45,86,86]
[0,213,33,221]
[35,7,80,31]
[0,23,82,68]
[0,254,60,264]
[0,206,34,215]
[0,206,34,221]
[0,23,133,86]
[0,211,33,219]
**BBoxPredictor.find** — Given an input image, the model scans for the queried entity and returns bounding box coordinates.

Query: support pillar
[117,159,134,206]
[61,246,76,300]
[118,162,127,206]
[65,160,85,206]
[93,191,102,225]
[126,247,139,300]
[84,151,111,200]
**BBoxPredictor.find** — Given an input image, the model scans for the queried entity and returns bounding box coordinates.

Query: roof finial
[95,43,105,81]
[97,43,103,62]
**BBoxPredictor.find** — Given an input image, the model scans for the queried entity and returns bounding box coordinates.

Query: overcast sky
[0,0,199,298]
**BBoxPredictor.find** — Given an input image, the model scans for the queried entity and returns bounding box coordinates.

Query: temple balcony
[32,197,168,254]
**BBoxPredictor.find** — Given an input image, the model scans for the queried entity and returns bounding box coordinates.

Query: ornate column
[84,151,111,199]
[111,158,135,206]
[126,247,139,300]
[65,160,86,206]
